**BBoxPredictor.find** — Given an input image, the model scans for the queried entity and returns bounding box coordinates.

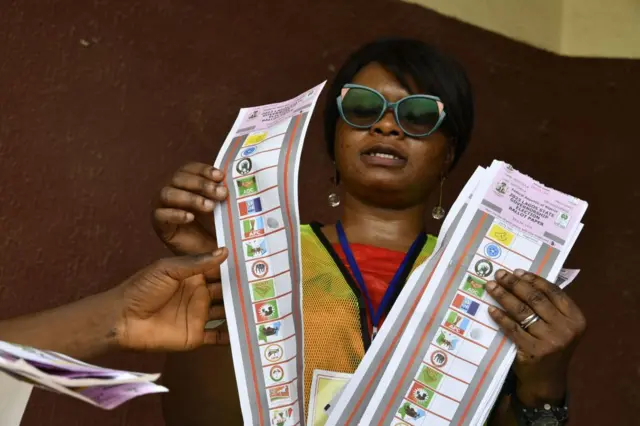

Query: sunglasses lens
[397,97,442,136]
[340,88,385,127]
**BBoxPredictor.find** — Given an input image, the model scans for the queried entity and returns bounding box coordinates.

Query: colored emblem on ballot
[462,275,486,298]
[236,158,253,175]
[252,260,269,278]
[255,300,279,322]
[408,382,435,409]
[236,176,258,197]
[436,330,459,352]
[268,384,290,403]
[258,321,281,343]
[452,293,480,316]
[474,259,494,278]
[251,279,276,301]
[444,311,470,335]
[239,197,263,216]
[488,223,514,246]
[417,365,443,389]
[270,407,293,426]
[397,401,425,421]
[243,132,268,147]
[245,238,268,258]
[243,217,266,238]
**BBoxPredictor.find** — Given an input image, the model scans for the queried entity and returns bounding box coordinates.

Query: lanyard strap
[335,221,426,336]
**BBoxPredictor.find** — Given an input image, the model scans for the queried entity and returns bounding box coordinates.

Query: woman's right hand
[153,162,228,257]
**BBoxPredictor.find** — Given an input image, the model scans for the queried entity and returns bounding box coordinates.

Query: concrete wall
[406,0,640,58]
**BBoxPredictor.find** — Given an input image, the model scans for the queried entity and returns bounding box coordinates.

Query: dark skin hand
[0,250,230,360]
[487,269,586,415]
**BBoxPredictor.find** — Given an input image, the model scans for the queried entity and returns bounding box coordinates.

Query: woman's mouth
[360,145,408,168]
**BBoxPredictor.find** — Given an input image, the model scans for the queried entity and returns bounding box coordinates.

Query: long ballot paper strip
[212,82,326,426]
[326,166,487,426]
[354,160,588,426]
[0,340,167,410]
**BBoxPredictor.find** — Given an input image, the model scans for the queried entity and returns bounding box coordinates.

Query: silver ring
[520,313,541,329]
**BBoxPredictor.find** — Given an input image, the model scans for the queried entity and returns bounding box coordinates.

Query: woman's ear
[444,140,456,172]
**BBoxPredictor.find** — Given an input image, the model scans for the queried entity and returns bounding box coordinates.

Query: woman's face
[334,62,452,209]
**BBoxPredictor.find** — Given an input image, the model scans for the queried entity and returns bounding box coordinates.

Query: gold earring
[328,168,340,208]
[432,176,446,220]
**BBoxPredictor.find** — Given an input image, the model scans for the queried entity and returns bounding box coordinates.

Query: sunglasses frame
[336,83,447,137]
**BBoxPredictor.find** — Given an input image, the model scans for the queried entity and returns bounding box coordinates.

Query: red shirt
[332,243,407,334]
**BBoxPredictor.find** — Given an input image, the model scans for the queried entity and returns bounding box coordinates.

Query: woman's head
[324,38,474,209]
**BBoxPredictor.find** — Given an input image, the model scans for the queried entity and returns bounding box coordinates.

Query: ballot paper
[326,160,587,426]
[212,82,326,426]
[0,340,166,410]
[306,370,352,426]
[326,167,487,426]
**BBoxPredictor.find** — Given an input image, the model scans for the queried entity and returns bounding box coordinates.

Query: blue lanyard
[335,221,426,339]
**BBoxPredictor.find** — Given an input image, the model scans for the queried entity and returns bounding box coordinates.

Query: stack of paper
[0,341,166,409]
[326,160,587,426]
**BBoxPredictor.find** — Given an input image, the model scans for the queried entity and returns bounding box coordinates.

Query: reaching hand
[114,249,230,352]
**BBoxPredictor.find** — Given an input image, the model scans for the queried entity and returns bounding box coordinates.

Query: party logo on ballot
[268,384,291,404]
[236,158,253,175]
[241,146,257,157]
[245,238,269,258]
[243,132,268,147]
[452,293,480,316]
[251,279,276,301]
[436,329,460,352]
[264,344,284,362]
[444,311,470,335]
[462,275,486,298]
[236,176,258,197]
[488,223,514,246]
[258,321,281,343]
[243,217,266,238]
[417,365,443,389]
[270,407,294,426]
[397,401,425,422]
[252,260,269,278]
[239,197,263,216]
[430,350,449,368]
[270,365,285,382]
[255,300,279,322]
[484,243,502,259]
[474,259,494,278]
[407,382,434,409]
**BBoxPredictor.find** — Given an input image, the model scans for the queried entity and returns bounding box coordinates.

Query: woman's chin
[353,179,417,207]
[359,171,408,192]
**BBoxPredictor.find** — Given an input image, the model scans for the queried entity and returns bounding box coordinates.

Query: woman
[154,38,585,425]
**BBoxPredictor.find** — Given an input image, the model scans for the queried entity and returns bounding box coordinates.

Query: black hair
[324,37,474,171]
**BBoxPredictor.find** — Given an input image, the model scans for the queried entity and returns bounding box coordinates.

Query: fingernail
[185,212,195,221]
[216,186,228,198]
[488,306,497,314]
[514,269,525,277]
[496,270,506,279]
[211,169,223,179]
[486,281,497,291]
[213,248,223,256]
[203,199,215,209]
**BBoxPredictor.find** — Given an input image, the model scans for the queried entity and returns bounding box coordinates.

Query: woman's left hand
[486,269,586,406]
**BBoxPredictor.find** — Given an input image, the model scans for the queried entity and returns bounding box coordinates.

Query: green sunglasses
[336,84,447,137]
